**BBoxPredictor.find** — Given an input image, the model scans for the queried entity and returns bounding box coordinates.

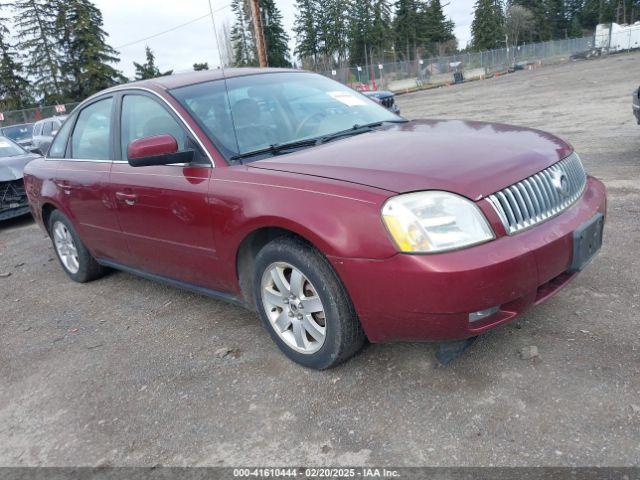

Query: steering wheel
[295,112,327,137]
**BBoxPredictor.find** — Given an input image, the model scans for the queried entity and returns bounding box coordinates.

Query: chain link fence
[0,102,79,129]
[1,26,638,128]
[322,29,639,93]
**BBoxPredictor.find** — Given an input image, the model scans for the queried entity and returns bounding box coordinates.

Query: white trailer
[594,22,640,52]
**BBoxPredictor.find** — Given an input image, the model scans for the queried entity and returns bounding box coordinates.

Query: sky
[94,0,475,78]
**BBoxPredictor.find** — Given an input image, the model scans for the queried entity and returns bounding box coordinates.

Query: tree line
[472,0,640,51]
[290,0,456,69]
[0,0,209,112]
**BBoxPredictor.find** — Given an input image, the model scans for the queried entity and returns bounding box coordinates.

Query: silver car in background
[31,115,67,154]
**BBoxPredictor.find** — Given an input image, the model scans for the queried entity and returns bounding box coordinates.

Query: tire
[253,236,365,369]
[48,209,106,283]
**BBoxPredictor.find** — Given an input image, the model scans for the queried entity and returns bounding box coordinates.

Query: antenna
[208,0,226,75]
[207,0,241,158]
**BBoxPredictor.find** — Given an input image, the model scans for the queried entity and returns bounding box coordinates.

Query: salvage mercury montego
[23,68,606,369]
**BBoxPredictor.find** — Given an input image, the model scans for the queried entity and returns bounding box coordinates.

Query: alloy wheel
[53,221,80,274]
[261,262,327,354]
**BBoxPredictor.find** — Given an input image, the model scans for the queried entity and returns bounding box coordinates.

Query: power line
[115,5,230,50]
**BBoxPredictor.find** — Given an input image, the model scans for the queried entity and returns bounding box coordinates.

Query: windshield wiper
[230,120,406,162]
[316,122,382,145]
[230,138,321,161]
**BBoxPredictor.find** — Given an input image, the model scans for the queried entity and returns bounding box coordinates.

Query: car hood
[250,119,574,200]
[0,153,40,181]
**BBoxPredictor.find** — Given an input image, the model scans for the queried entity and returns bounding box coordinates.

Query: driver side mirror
[127,134,194,167]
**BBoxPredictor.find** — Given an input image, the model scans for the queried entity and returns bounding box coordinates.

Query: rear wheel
[253,236,365,369]
[49,210,106,283]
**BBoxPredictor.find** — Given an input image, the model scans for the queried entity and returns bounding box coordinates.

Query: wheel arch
[236,222,352,310]
[41,202,58,235]
[236,225,322,310]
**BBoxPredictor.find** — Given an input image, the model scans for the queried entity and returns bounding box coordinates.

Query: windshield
[1,124,33,142]
[0,136,27,157]
[171,72,401,159]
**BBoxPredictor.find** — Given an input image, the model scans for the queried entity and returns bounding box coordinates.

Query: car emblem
[550,169,570,198]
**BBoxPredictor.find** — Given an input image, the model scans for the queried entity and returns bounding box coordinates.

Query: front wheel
[253,237,365,369]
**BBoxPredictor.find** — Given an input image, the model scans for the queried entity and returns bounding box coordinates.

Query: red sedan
[23,69,606,369]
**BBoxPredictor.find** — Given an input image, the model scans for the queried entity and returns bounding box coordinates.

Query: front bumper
[329,176,607,343]
[0,179,30,221]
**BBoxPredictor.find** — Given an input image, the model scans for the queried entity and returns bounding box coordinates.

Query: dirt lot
[1,52,639,467]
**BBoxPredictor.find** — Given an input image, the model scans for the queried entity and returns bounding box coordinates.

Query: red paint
[127,134,178,159]
[22,69,607,343]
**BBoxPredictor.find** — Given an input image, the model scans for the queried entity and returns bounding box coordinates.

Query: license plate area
[569,213,604,272]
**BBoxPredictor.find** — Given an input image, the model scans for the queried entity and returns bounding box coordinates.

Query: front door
[109,92,219,289]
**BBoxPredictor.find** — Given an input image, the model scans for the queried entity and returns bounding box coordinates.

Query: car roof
[1,122,34,128]
[105,67,303,93]
[35,115,66,125]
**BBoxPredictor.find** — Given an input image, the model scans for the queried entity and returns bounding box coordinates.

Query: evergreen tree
[393,0,421,60]
[565,0,584,36]
[133,46,172,80]
[0,8,31,110]
[318,0,350,67]
[193,62,209,71]
[230,0,256,66]
[471,0,505,50]
[10,0,64,103]
[349,0,374,65]
[370,0,393,59]
[261,0,291,67]
[546,0,567,39]
[293,0,320,67]
[57,0,124,101]
[349,0,391,64]
[420,0,456,54]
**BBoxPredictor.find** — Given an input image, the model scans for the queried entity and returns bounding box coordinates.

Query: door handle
[115,191,138,206]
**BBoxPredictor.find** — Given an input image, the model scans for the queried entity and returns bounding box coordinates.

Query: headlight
[381,191,494,253]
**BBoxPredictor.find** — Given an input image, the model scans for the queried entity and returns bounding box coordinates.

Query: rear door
[55,96,128,261]
[109,91,218,288]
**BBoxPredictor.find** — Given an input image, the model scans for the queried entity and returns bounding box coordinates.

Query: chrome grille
[487,152,587,235]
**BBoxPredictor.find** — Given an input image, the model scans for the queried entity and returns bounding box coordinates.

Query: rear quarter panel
[23,158,63,231]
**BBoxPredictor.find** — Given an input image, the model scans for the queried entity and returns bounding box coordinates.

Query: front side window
[34,123,42,136]
[48,118,74,158]
[71,98,113,160]
[171,72,401,159]
[120,94,187,159]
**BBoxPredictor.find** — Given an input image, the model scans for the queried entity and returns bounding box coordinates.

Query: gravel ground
[1,52,639,467]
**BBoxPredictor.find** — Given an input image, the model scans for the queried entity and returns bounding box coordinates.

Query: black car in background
[0,136,40,220]
[362,90,400,115]
[0,123,34,150]
[634,86,640,124]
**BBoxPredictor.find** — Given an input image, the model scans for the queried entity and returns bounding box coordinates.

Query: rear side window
[48,118,73,158]
[71,98,113,160]
[120,94,187,159]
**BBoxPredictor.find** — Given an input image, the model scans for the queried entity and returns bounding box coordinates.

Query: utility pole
[250,0,268,67]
